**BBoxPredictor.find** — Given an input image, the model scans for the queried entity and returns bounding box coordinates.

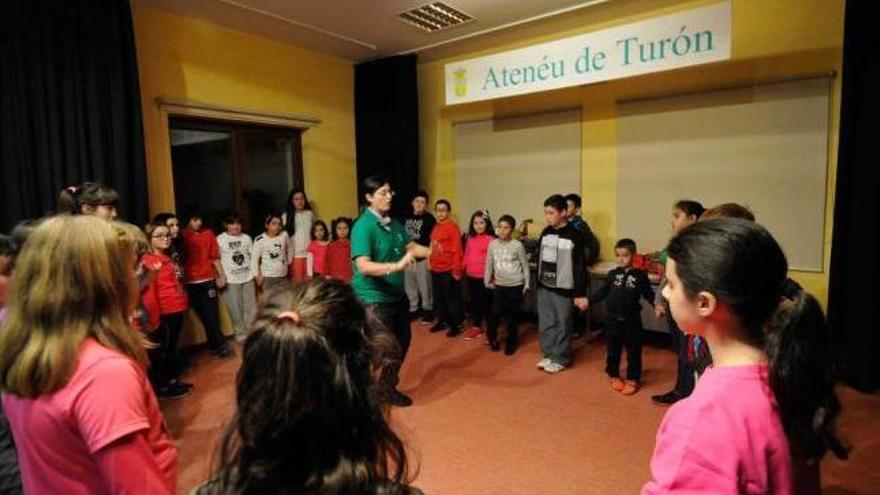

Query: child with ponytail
[643,218,845,494]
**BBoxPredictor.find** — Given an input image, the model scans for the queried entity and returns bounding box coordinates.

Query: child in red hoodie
[428,199,464,336]
[324,217,353,283]
[143,222,192,399]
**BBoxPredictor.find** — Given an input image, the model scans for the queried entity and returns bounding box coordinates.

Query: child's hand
[574,297,588,312]
[655,305,666,320]
[256,274,264,287]
[216,275,226,289]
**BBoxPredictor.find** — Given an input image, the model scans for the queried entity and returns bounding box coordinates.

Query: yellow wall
[132,3,357,222]
[131,4,356,343]
[418,0,845,306]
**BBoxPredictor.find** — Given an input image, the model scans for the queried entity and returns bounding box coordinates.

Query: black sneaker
[158,382,194,400]
[488,339,500,352]
[386,389,413,407]
[504,344,517,356]
[429,322,448,333]
[419,311,434,326]
[446,326,463,338]
[213,346,234,359]
[650,391,682,406]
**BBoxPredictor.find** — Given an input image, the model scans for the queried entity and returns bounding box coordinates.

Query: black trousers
[148,312,185,389]
[668,310,695,396]
[367,297,411,391]
[186,280,226,351]
[432,271,463,327]
[605,316,644,381]
[467,276,492,328]
[486,285,524,348]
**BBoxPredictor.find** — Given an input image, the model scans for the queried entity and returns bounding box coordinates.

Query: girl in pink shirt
[643,218,846,495]
[461,210,495,341]
[0,216,177,495]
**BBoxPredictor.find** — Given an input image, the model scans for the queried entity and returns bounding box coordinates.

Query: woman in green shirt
[351,175,430,407]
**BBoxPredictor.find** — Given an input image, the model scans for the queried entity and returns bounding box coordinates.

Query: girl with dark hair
[197,279,421,494]
[306,220,330,277]
[462,210,495,341]
[643,218,845,494]
[325,217,354,283]
[282,188,314,281]
[57,182,119,220]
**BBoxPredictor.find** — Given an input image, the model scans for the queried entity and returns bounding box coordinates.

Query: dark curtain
[828,0,880,392]
[354,55,419,219]
[0,0,148,232]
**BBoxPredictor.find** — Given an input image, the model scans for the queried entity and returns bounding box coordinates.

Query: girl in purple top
[643,218,846,494]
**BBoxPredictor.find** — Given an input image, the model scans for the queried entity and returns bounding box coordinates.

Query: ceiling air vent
[399,2,474,33]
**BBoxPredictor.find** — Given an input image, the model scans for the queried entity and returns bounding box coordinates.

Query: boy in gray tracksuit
[535,195,588,374]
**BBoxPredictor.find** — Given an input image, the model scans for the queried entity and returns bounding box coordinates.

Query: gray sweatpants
[537,287,574,366]
[221,280,257,342]
[404,258,433,313]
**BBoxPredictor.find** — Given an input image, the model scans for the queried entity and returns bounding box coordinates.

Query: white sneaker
[536,358,551,370]
[543,362,566,374]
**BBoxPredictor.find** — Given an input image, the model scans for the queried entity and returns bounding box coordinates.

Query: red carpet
[164,322,880,494]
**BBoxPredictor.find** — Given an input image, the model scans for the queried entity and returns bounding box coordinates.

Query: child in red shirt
[324,217,353,283]
[306,220,330,277]
[181,211,232,359]
[429,199,464,336]
[143,222,192,399]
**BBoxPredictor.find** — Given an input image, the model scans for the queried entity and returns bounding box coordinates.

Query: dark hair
[497,214,516,229]
[413,190,429,202]
[435,199,451,212]
[57,182,119,215]
[331,217,353,241]
[311,220,329,241]
[223,213,243,226]
[205,280,414,494]
[183,208,204,224]
[9,219,40,263]
[615,238,637,255]
[668,218,845,462]
[467,210,495,237]
[564,193,582,209]
[152,212,178,226]
[284,188,312,237]
[544,194,567,212]
[264,212,283,227]
[674,199,705,219]
[361,175,390,202]
[0,235,11,256]
[701,203,756,222]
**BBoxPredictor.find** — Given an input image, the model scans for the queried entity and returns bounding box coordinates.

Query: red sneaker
[462,326,483,341]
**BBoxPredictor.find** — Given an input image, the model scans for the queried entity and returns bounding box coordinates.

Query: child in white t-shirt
[252,213,290,294]
[217,214,256,342]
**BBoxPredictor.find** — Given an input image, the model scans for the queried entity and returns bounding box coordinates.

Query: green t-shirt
[350,208,410,304]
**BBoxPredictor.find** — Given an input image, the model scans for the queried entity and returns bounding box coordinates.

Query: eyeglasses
[152,234,171,239]
[374,190,395,199]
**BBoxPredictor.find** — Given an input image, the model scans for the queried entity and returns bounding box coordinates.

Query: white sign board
[445,2,731,105]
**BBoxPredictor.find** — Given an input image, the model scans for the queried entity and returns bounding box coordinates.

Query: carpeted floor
[163,322,880,494]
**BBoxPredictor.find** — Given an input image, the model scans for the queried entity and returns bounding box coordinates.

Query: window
[169,118,304,235]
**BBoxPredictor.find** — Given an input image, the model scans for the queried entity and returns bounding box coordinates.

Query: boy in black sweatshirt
[588,238,654,395]
[535,195,588,374]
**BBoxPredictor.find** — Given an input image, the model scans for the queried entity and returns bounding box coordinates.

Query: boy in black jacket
[588,238,654,395]
[536,195,589,374]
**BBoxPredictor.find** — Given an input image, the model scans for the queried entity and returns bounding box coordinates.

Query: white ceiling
[137,0,611,62]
